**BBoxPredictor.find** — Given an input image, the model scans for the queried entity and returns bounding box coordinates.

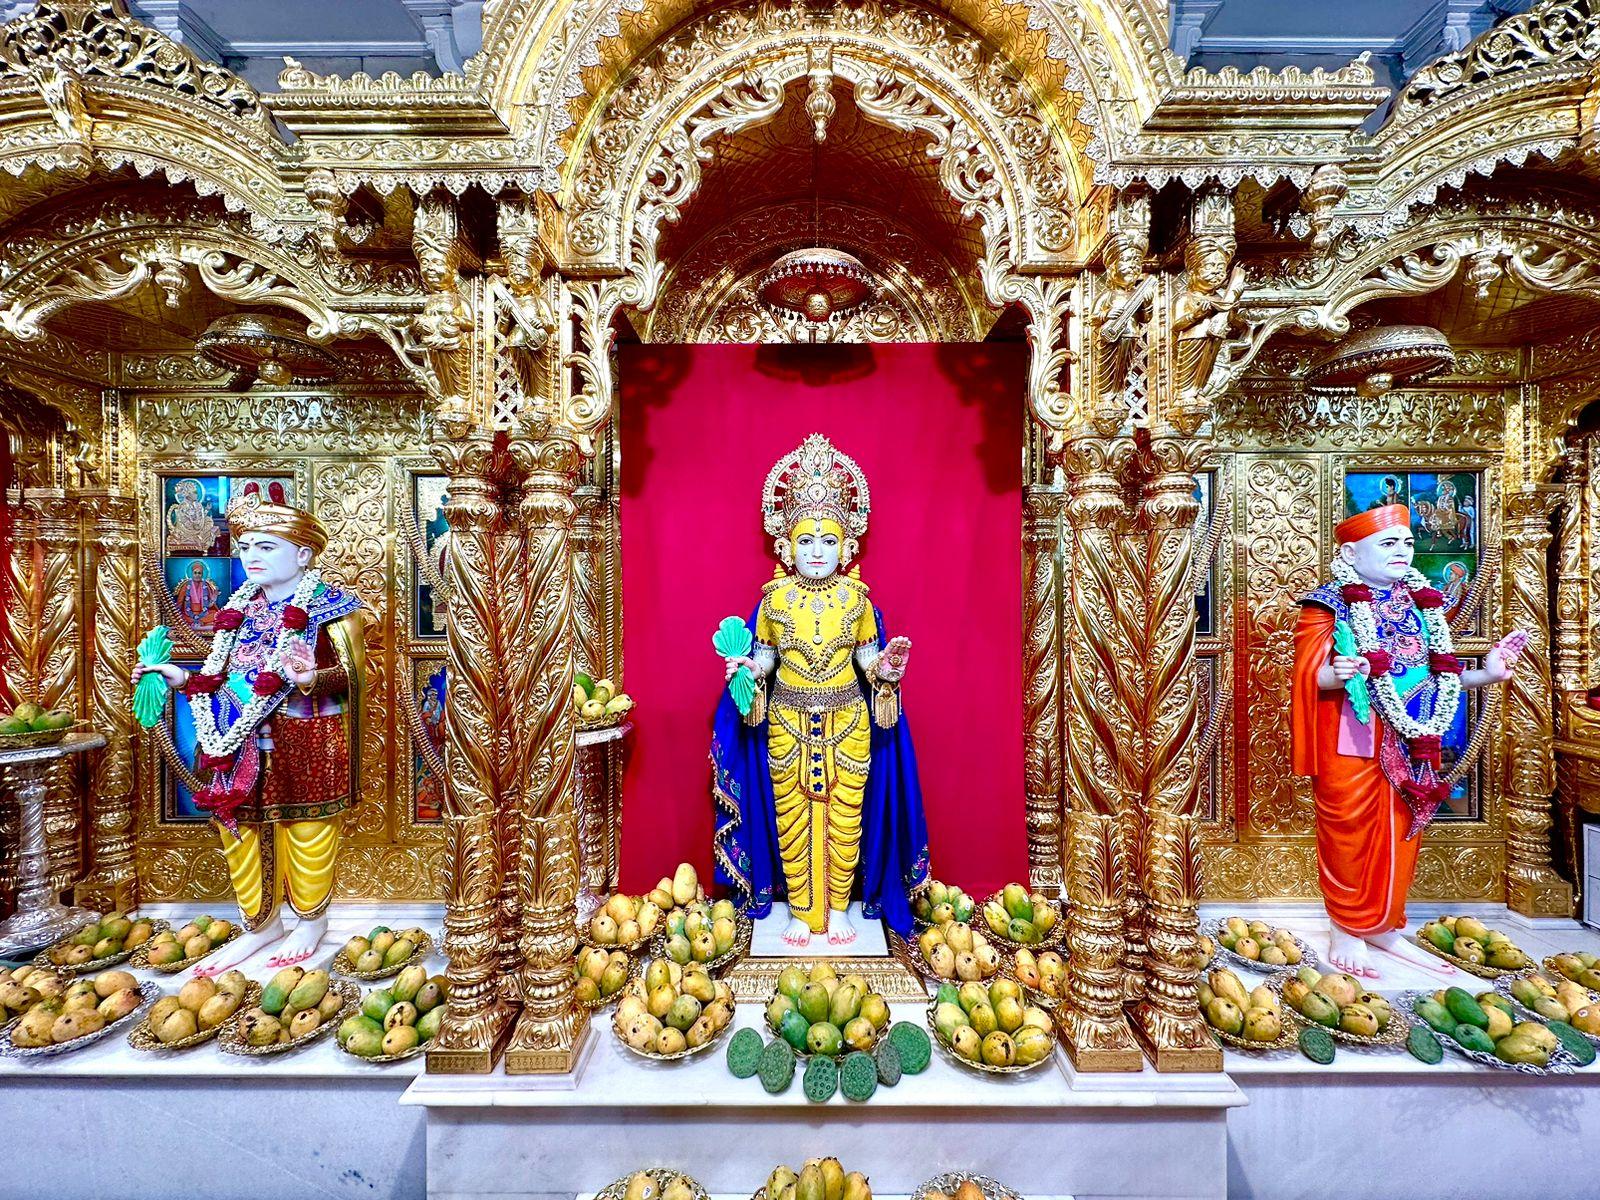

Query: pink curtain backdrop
[616,343,1028,899]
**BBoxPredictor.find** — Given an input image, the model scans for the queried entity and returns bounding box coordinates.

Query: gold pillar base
[73,874,136,914]
[503,1006,592,1075]
[1130,1009,1223,1073]
[1058,1010,1145,1072]
[425,1002,516,1074]
[1507,870,1574,918]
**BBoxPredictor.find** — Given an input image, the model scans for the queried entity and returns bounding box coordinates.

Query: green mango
[1423,923,1456,953]
[780,1008,811,1052]
[1001,883,1032,922]
[338,1014,383,1047]
[1444,987,1489,1030]
[797,982,830,1025]
[933,1001,967,1043]
[777,965,807,1000]
[346,1029,386,1058]
[1007,918,1037,944]
[416,1005,444,1042]
[12,702,42,723]
[666,994,702,1032]
[935,982,960,1007]
[34,709,73,731]
[1412,998,1458,1037]
[392,965,427,1003]
[1452,1024,1495,1055]
[806,1021,843,1057]
[767,994,796,1030]
[1298,991,1340,1029]
[362,988,396,1023]
[0,717,28,735]
[828,983,861,1027]
[286,969,330,1013]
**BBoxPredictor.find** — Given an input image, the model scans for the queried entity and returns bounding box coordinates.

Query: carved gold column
[426,431,515,1074]
[572,482,612,894]
[1503,484,1575,916]
[33,495,84,897]
[504,428,590,1074]
[1129,434,1220,1071]
[1059,434,1143,1072]
[1554,462,1587,696]
[1022,485,1065,892]
[76,490,138,912]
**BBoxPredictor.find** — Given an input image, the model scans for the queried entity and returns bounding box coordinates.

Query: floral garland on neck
[185,570,321,760]
[1329,556,1462,769]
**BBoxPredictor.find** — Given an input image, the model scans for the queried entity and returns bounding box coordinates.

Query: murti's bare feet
[195,914,285,977]
[1369,929,1459,979]
[782,917,813,948]
[1327,926,1379,979]
[826,910,856,946]
[265,913,329,969]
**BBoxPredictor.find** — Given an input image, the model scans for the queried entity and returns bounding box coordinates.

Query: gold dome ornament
[1306,325,1455,398]
[195,313,341,385]
[758,248,875,323]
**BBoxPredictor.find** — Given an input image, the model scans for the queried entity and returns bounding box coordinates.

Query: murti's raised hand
[877,636,912,683]
[279,637,317,687]
[1483,629,1529,682]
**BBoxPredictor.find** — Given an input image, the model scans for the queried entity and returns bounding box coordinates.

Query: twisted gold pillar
[1502,485,1575,916]
[1059,434,1143,1071]
[572,482,613,894]
[1128,436,1220,1072]
[426,432,516,1074]
[32,495,84,898]
[77,490,138,912]
[504,430,590,1074]
[1022,485,1065,893]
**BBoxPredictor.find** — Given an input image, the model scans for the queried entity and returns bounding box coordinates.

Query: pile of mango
[341,925,428,974]
[1546,951,1600,992]
[662,898,740,966]
[764,1159,871,1200]
[2,965,143,1047]
[144,971,250,1043]
[338,966,449,1058]
[1508,972,1600,1035]
[647,862,705,911]
[0,701,73,737]
[616,957,735,1056]
[915,922,1002,982]
[921,1183,986,1200]
[143,915,235,967]
[1215,916,1304,968]
[1412,986,1559,1066]
[237,966,343,1047]
[44,912,158,967]
[588,893,661,948]
[575,946,634,1004]
[573,674,634,724]
[911,879,975,926]
[929,977,1054,1068]
[981,883,1060,946]
[1198,967,1286,1044]
[1279,968,1393,1037]
[1012,947,1067,1001]
[615,1171,699,1200]
[767,962,889,1057]
[1417,915,1530,970]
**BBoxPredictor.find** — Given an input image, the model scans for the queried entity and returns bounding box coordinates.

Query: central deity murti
[713,435,930,948]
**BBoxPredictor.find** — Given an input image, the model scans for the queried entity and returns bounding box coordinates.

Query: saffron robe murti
[1291,602,1421,937]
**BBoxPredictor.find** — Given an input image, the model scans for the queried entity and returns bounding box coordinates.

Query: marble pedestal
[405,1000,1244,1200]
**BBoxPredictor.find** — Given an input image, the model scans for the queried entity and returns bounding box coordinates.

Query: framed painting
[156,471,294,635]
[413,473,450,640]
[410,657,448,823]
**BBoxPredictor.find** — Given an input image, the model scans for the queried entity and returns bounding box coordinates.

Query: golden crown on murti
[225,480,328,555]
[761,433,871,556]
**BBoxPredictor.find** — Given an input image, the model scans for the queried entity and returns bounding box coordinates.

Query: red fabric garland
[214,608,244,631]
[282,605,309,632]
[252,671,285,696]
[1408,734,1443,770]
[1428,652,1463,675]
[1339,583,1373,603]
[182,672,224,696]
[1362,649,1393,675]
[1412,587,1445,609]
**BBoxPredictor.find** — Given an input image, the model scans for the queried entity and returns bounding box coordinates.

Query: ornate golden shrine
[0,0,1598,1076]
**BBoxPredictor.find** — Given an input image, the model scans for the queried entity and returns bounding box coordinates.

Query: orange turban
[1335,504,1410,546]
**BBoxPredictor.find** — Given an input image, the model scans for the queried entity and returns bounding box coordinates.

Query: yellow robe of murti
[757,573,877,933]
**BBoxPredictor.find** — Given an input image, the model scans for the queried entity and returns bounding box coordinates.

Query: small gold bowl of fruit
[1504,970,1600,1041]
[337,967,450,1062]
[331,925,434,980]
[574,674,634,729]
[2,965,155,1057]
[980,884,1063,949]
[1199,967,1297,1050]
[583,892,661,952]
[575,945,638,1008]
[1203,916,1311,970]
[0,702,79,748]
[37,912,168,974]
[926,977,1056,1073]
[128,914,236,972]
[658,899,750,973]
[128,970,260,1052]
[1276,967,1405,1046]
[217,967,358,1056]
[909,920,1004,983]
[758,1159,871,1200]
[911,879,975,928]
[597,1169,709,1200]
[613,956,736,1060]
[1415,916,1530,977]
[1406,986,1576,1071]
[765,962,889,1059]
[1010,946,1067,1008]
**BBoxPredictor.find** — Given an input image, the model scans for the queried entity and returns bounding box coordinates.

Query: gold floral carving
[1022,486,1064,892]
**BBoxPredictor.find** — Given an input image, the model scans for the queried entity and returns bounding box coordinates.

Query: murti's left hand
[877,636,912,684]
[280,637,316,687]
[1483,630,1529,683]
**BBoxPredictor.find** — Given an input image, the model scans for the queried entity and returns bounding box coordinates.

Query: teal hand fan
[1332,619,1370,724]
[713,616,756,717]
[133,625,174,729]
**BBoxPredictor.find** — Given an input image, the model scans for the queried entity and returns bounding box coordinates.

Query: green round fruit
[1297,1027,1336,1065]
[1406,1025,1444,1065]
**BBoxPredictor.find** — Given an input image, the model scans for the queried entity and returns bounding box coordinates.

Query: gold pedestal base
[425,1004,516,1074]
[1507,871,1574,918]
[1064,1041,1147,1072]
[1132,1029,1222,1073]
[1058,1011,1145,1072]
[73,874,136,914]
[503,1007,592,1075]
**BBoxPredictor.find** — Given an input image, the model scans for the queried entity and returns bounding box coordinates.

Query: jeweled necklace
[188,569,322,758]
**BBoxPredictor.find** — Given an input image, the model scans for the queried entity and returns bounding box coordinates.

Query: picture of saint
[412,661,447,822]
[414,474,452,638]
[169,559,222,632]
[163,477,228,557]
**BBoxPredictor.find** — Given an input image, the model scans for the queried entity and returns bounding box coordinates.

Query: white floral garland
[188,569,322,759]
[1329,557,1460,741]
